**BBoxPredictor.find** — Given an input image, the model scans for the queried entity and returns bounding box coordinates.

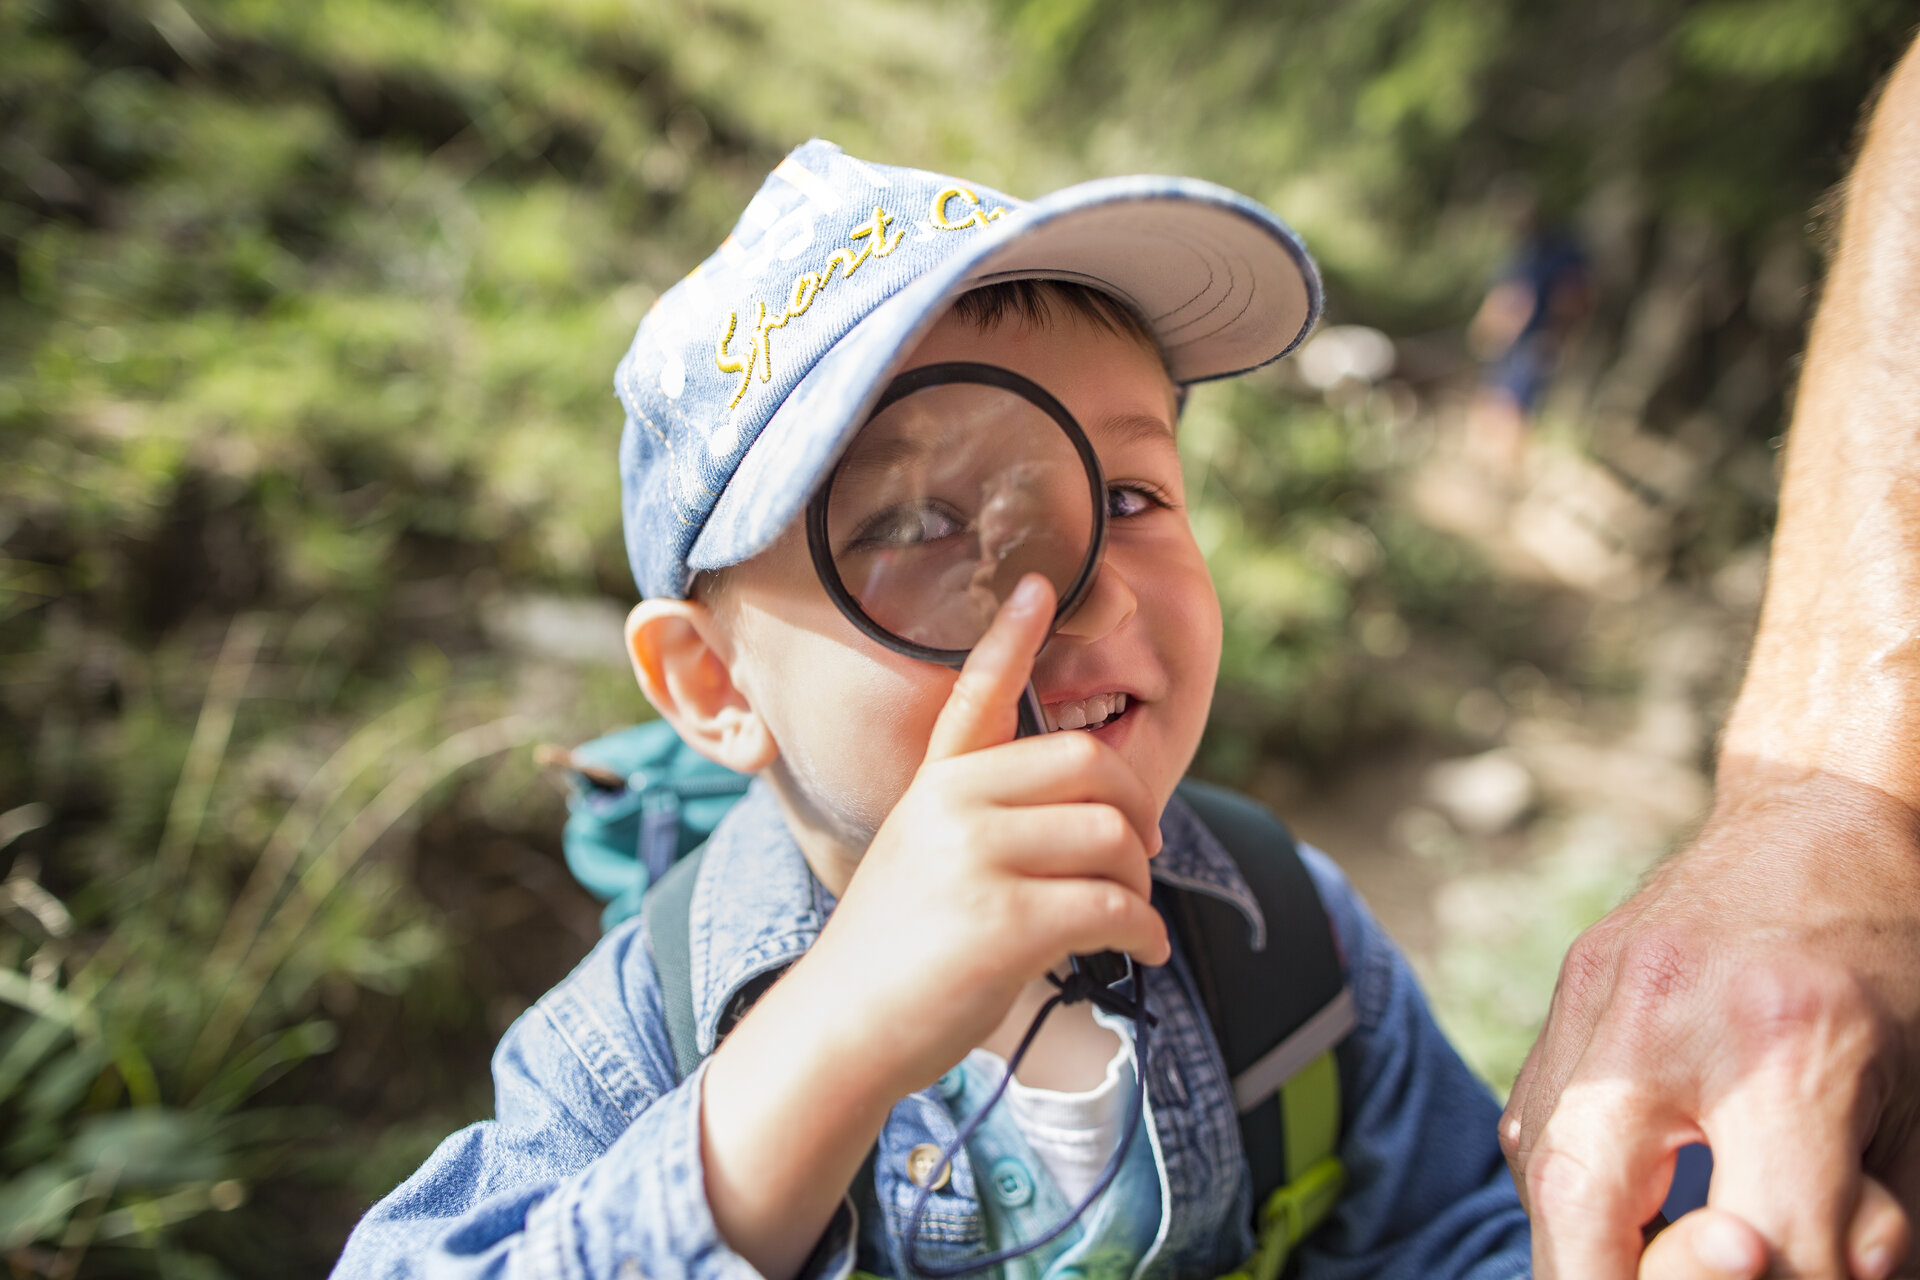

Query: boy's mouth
[1043,692,1131,733]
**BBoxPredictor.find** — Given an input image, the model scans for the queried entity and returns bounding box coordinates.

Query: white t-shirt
[967,1041,1131,1206]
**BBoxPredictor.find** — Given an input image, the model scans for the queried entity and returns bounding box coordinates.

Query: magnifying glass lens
[823,381,1097,652]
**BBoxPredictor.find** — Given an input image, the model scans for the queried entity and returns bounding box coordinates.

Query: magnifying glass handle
[1016,681,1135,992]
[1016,683,1047,738]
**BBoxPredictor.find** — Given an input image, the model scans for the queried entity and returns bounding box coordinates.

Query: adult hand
[1504,763,1920,1279]
[1505,19,1920,1276]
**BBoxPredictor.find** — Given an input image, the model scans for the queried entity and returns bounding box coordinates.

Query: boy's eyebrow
[828,432,934,493]
[1096,412,1178,450]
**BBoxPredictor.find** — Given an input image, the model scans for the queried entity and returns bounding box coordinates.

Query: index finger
[1529,1077,1686,1280]
[924,573,1055,763]
[1506,913,1636,1197]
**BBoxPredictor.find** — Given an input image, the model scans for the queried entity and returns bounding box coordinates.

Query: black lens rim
[805,361,1109,667]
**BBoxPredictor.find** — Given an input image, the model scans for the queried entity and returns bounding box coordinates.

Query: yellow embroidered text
[930,185,1009,232]
[714,205,904,408]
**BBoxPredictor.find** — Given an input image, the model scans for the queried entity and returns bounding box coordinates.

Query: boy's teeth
[1046,692,1128,732]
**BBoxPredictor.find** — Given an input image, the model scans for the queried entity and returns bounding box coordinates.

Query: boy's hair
[947,279,1167,370]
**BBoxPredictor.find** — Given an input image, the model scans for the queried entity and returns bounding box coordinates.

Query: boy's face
[716,307,1222,861]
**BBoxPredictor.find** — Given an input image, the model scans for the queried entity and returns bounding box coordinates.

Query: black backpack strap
[1170,780,1355,1209]
[643,848,706,1082]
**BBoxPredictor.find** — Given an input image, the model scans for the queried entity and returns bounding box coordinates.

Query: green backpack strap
[1172,780,1355,1280]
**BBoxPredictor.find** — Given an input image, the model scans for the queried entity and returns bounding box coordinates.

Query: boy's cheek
[752,645,949,833]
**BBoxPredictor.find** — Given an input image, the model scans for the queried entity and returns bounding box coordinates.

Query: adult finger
[1704,1111,1862,1279]
[1502,1034,1546,1196]
[1529,1077,1686,1280]
[1506,911,1641,1199]
[924,573,1054,764]
[945,730,1162,855]
[1847,1176,1910,1280]
[1698,971,1882,1279]
[1018,877,1170,967]
[972,803,1155,901]
[1637,1209,1768,1280]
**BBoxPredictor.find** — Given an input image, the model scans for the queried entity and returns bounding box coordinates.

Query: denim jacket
[333,781,1530,1280]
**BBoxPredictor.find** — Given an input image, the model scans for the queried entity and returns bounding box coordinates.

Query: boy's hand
[1636,1210,1768,1280]
[804,571,1171,1097]
[698,573,1168,1279]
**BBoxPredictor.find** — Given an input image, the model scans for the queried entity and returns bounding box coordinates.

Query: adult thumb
[924,573,1054,763]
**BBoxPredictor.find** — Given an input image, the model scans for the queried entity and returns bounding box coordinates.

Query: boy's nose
[1050,556,1136,645]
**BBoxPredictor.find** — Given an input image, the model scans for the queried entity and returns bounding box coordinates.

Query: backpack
[553,720,1353,1280]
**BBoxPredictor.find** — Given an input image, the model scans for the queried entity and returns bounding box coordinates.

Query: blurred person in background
[1503,28,1920,1280]
[1464,179,1591,484]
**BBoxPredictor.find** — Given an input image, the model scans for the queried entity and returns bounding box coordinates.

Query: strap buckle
[1223,1154,1347,1280]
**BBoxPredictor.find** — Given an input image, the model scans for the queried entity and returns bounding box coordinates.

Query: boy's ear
[625,599,777,774]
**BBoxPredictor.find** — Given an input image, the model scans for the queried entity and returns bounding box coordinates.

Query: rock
[1424,750,1537,836]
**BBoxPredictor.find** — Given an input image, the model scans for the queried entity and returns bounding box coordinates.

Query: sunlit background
[3,0,1913,1272]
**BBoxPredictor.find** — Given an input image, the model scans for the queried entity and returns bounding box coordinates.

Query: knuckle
[1725,959,1881,1063]
[1497,1105,1524,1164]
[1058,730,1104,771]
[944,677,995,724]
[957,809,994,859]
[1611,927,1701,1010]
[1524,1140,1606,1220]
[1566,924,1702,1051]
[1087,804,1130,851]
[1556,926,1619,1010]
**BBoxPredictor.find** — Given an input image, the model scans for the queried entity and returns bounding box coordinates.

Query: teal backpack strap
[1172,780,1355,1280]
[643,848,706,1082]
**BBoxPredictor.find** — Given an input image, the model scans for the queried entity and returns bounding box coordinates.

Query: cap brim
[689,174,1321,576]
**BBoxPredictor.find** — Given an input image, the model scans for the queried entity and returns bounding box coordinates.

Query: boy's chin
[761,759,886,862]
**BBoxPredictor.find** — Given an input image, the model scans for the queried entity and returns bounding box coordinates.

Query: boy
[333,142,1740,1280]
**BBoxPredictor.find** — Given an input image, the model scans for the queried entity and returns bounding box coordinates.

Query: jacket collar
[685,778,1268,1054]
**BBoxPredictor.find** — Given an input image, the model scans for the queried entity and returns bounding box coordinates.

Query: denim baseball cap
[615,139,1322,600]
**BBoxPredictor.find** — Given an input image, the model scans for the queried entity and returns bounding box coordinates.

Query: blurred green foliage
[2,0,1913,1272]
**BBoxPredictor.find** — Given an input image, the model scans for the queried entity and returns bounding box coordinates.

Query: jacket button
[937,1067,965,1100]
[987,1157,1034,1207]
[906,1142,952,1191]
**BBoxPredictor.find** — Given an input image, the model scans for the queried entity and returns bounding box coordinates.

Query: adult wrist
[1691,754,1920,877]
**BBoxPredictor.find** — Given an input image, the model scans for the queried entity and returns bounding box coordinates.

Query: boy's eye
[1106,483,1166,519]
[848,500,966,551]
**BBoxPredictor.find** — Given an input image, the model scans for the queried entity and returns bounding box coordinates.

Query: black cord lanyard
[904,967,1157,1277]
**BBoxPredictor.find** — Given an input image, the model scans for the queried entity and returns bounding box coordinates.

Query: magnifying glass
[805,360,1129,989]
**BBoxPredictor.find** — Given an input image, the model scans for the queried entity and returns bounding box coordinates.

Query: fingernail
[1695,1216,1762,1275]
[1009,575,1047,615]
